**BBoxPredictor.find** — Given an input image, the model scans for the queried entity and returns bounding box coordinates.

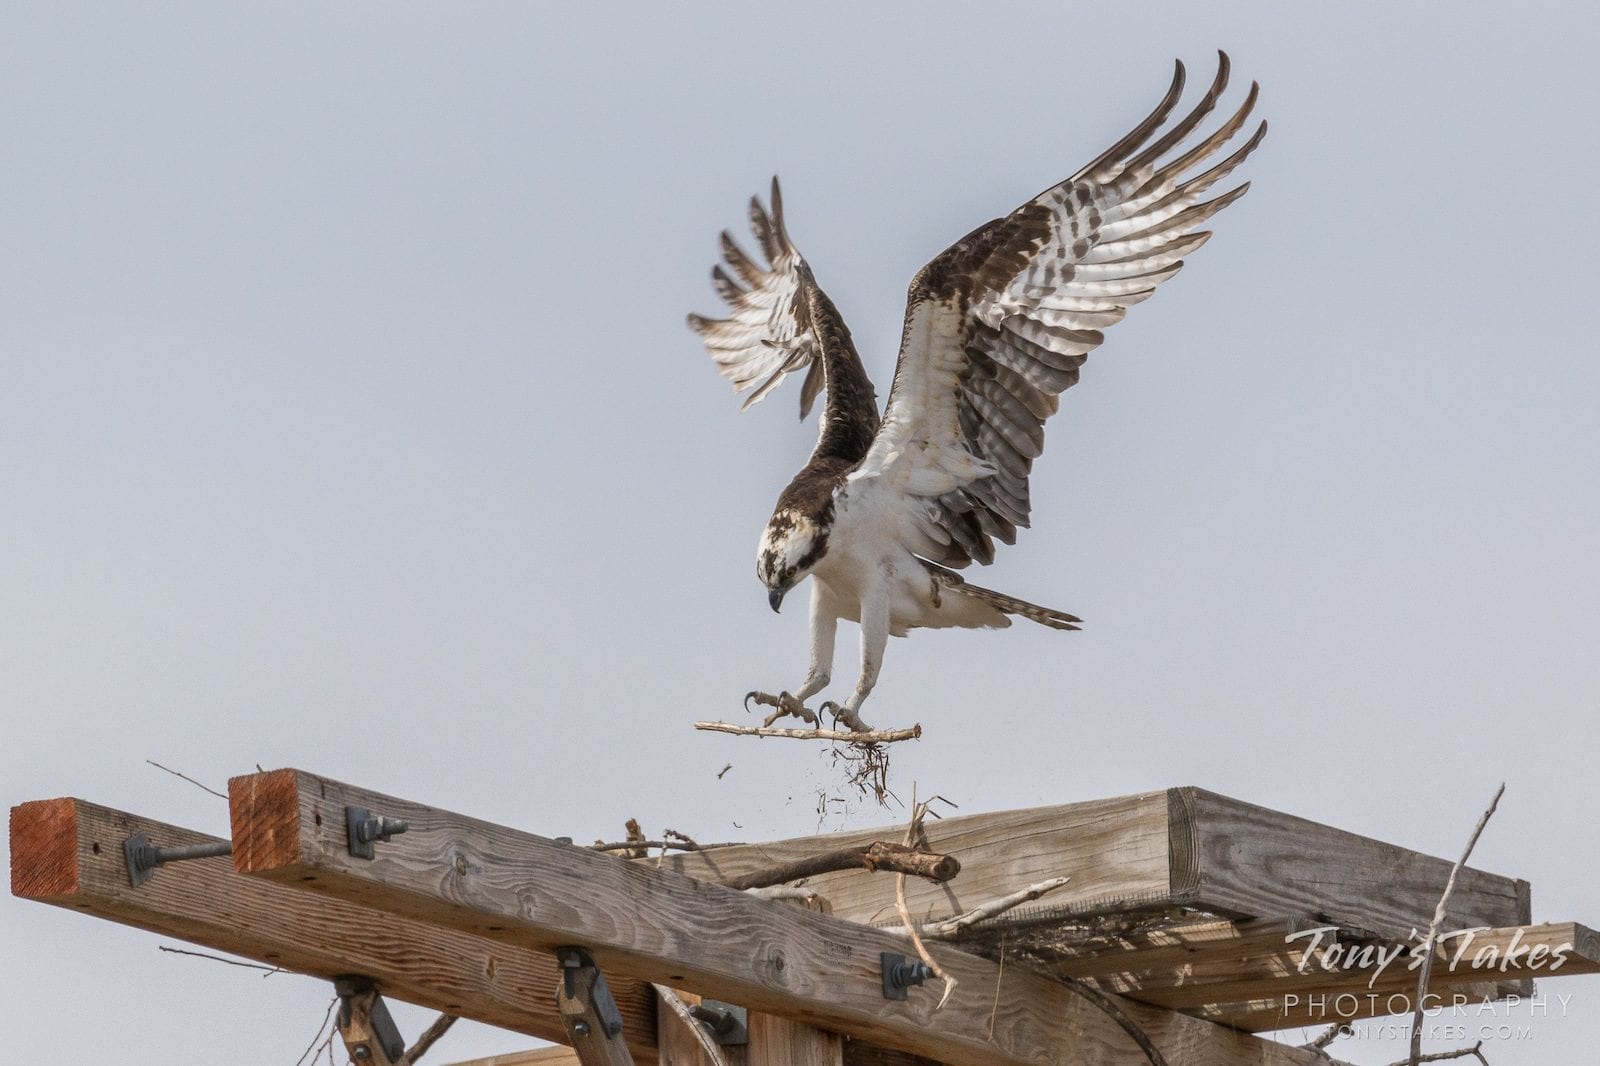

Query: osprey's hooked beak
[768,587,787,613]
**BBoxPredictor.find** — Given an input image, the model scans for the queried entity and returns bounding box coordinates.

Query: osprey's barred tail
[960,582,1083,631]
[922,560,1081,631]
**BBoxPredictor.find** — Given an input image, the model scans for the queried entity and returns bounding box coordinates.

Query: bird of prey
[688,54,1264,732]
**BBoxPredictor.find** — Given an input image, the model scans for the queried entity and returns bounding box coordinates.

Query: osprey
[689,54,1265,732]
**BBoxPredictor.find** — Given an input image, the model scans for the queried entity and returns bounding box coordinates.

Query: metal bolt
[355,815,409,845]
[572,1021,591,1037]
[122,833,235,886]
[690,1003,736,1035]
[351,1043,372,1060]
[888,960,934,990]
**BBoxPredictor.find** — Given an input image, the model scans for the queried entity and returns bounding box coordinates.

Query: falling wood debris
[11,774,1598,1066]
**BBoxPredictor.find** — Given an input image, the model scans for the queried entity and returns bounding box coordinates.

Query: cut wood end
[227,768,306,874]
[10,798,80,899]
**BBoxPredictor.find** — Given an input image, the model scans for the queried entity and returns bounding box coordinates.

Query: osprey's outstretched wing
[852,53,1265,567]
[688,179,878,454]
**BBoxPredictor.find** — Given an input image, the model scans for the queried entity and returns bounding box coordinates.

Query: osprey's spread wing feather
[690,179,844,420]
[690,178,881,463]
[853,53,1265,567]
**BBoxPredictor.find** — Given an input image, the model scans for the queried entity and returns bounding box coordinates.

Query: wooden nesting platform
[11,773,1598,1066]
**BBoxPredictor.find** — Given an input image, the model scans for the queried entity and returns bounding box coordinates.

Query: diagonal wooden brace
[557,948,635,1066]
[335,976,407,1065]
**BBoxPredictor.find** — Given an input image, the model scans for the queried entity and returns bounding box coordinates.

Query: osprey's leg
[745,585,837,727]
[824,583,886,733]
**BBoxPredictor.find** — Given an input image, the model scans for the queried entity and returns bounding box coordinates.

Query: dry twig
[903,876,1072,939]
[145,758,227,800]
[293,995,338,1066]
[894,790,957,1008]
[1388,1041,1488,1065]
[1303,1023,1351,1050]
[159,943,281,976]
[1406,784,1505,1066]
[744,885,828,907]
[398,1012,458,1065]
[591,838,743,853]
[694,720,922,743]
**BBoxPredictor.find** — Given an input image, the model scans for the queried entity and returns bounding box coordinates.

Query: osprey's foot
[744,690,819,728]
[820,701,872,734]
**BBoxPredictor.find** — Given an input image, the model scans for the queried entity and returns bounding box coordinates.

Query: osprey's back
[688,53,1265,731]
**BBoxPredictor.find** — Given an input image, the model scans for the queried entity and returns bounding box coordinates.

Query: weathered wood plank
[653,788,1528,945]
[1172,789,1531,937]
[656,792,1175,927]
[229,768,1334,1066]
[8,798,659,1062]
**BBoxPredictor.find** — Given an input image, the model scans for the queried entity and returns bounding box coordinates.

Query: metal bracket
[880,952,934,1000]
[121,832,234,887]
[334,975,406,1064]
[689,999,748,1046]
[346,805,410,860]
[557,947,625,1037]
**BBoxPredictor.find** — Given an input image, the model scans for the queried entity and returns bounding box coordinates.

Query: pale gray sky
[3,4,1597,1063]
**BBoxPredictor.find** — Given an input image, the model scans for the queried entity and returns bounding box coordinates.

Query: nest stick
[720,841,959,891]
[694,721,922,743]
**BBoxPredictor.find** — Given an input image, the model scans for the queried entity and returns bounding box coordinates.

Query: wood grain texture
[228,768,1334,1066]
[1173,789,1529,936]
[656,792,1175,927]
[654,787,1528,951]
[10,799,79,898]
[748,1010,842,1066]
[9,797,659,1062]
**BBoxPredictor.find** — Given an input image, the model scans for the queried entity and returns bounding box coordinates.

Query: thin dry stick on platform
[590,838,744,853]
[719,841,960,891]
[1407,783,1505,1066]
[694,720,923,743]
[911,876,1072,940]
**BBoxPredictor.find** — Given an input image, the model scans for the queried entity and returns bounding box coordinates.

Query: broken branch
[398,1013,458,1065]
[1407,783,1505,1066]
[719,841,960,891]
[899,876,1072,940]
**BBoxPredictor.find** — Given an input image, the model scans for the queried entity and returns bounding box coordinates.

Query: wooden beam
[229,768,1336,1066]
[1171,789,1529,936]
[652,789,1529,940]
[7,798,659,1063]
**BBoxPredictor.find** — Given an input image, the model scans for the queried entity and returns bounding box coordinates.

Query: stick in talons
[694,721,922,743]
